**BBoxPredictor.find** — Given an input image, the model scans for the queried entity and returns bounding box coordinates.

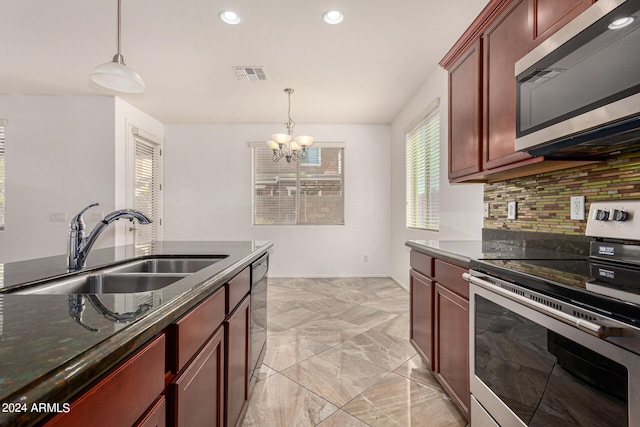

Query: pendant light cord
[117,0,122,57]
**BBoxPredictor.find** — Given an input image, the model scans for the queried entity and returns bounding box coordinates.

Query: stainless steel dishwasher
[249,253,268,393]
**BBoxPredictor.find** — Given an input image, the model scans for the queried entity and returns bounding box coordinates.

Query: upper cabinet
[448,40,482,179]
[441,0,595,183]
[532,0,596,45]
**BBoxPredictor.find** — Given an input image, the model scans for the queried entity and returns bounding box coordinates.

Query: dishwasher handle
[463,272,617,339]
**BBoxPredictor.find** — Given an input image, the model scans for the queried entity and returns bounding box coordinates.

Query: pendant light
[266,88,314,163]
[91,0,145,93]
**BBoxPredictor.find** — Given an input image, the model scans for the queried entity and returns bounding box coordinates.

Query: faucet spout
[67,203,153,271]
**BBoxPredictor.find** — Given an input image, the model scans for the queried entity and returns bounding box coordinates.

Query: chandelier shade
[266,89,314,163]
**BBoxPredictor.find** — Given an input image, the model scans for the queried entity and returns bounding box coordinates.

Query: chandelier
[266,88,314,162]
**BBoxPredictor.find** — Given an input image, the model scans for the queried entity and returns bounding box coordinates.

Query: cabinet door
[482,0,534,170]
[448,39,482,180]
[169,327,224,427]
[434,283,470,421]
[410,270,434,370]
[532,0,595,46]
[226,295,250,427]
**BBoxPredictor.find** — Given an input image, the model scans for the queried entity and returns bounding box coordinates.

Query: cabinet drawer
[169,286,225,373]
[410,251,433,278]
[227,266,251,313]
[45,334,165,427]
[434,259,468,299]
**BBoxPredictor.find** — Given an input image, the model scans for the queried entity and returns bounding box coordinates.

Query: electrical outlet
[570,196,585,220]
[363,254,369,263]
[507,202,517,220]
[483,202,490,218]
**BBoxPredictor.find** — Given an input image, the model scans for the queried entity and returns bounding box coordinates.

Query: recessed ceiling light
[608,16,634,29]
[219,10,242,25]
[323,10,344,25]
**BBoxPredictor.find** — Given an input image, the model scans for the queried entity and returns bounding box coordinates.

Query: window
[0,120,5,230]
[133,130,162,244]
[406,100,440,231]
[253,144,345,225]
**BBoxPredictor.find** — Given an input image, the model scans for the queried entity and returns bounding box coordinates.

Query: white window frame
[406,98,440,231]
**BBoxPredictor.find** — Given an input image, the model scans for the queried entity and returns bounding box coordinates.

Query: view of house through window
[253,144,345,225]
[406,101,440,231]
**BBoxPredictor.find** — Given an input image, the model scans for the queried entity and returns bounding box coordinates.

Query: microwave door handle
[464,272,615,339]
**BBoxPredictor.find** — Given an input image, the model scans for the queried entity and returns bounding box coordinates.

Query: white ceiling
[0,0,489,125]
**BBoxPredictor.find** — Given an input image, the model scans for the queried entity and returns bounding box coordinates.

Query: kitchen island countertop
[0,240,272,427]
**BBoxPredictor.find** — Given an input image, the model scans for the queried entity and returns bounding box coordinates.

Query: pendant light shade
[91,54,145,93]
[91,0,145,94]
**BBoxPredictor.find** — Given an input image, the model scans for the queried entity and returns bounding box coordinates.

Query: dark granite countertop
[0,240,272,427]
[406,230,591,268]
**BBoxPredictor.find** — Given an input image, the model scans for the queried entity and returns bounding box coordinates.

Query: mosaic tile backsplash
[484,151,640,235]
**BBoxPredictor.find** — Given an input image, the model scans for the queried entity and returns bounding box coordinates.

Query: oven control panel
[585,200,640,240]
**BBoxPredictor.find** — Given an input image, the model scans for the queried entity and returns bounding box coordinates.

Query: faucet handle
[70,202,100,230]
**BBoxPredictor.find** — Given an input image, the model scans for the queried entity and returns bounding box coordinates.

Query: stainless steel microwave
[515,0,640,159]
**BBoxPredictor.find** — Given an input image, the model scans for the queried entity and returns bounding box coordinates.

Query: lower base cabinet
[42,265,254,427]
[225,295,250,427]
[409,250,470,421]
[44,334,166,427]
[169,327,224,427]
[434,283,470,418]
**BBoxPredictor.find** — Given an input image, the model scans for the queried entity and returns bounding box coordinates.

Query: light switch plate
[49,212,67,222]
[507,202,517,220]
[483,202,490,218]
[570,196,585,220]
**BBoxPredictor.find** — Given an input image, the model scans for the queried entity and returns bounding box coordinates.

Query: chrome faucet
[67,202,153,270]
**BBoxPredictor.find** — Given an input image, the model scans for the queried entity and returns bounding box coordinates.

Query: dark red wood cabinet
[448,40,482,180]
[44,335,166,427]
[410,270,434,369]
[44,265,253,427]
[409,252,470,421]
[532,0,595,45]
[442,0,596,182]
[225,295,250,427]
[169,328,224,427]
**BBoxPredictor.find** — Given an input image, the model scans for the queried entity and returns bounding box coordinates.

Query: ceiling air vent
[233,66,267,81]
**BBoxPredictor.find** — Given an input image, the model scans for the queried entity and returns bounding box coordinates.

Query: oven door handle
[464,272,612,339]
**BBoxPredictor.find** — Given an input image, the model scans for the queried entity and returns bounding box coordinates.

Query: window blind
[406,108,440,231]
[0,120,5,230]
[133,134,162,243]
[253,144,345,225]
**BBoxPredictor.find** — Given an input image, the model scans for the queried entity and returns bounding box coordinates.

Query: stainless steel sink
[109,257,223,274]
[5,256,227,295]
[14,273,188,295]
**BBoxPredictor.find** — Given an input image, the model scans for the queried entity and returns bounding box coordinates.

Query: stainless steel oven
[466,271,640,427]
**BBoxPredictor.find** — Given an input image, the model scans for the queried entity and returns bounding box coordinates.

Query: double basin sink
[11,257,226,295]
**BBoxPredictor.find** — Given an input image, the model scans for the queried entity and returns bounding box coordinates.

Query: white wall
[0,95,164,263]
[162,124,391,278]
[390,67,484,289]
[0,95,115,262]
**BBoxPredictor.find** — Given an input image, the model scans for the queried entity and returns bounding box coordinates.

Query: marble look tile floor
[242,278,468,427]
